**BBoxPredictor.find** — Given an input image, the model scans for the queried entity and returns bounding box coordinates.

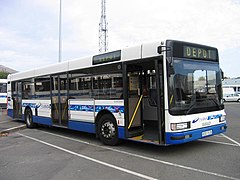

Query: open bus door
[126,64,144,138]
[12,81,22,119]
[125,59,164,144]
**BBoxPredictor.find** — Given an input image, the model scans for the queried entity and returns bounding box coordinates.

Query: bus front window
[169,59,224,115]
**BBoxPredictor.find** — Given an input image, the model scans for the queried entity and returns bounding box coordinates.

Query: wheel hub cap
[101,121,116,139]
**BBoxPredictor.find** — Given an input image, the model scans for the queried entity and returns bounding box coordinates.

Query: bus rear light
[171,122,190,131]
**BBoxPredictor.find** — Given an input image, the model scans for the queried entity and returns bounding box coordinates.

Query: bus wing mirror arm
[221,69,224,80]
[157,46,171,54]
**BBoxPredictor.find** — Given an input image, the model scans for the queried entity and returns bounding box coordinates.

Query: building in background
[0,65,17,79]
[222,78,240,94]
[0,65,17,74]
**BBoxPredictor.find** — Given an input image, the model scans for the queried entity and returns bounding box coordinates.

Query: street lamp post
[58,0,62,63]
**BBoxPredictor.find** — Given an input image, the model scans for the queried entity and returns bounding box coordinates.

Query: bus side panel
[95,100,125,126]
[33,116,52,126]
[95,100,125,139]
[68,99,126,138]
[118,126,125,139]
[22,100,52,125]
[68,121,95,133]
[69,99,95,123]
[37,100,51,118]
[165,123,227,145]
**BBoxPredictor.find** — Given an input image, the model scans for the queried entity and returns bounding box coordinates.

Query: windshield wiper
[186,93,197,115]
[186,94,222,115]
[208,98,222,109]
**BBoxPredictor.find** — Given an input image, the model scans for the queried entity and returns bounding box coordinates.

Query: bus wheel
[25,109,35,128]
[97,114,119,146]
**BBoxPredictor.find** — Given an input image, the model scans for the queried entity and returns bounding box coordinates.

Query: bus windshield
[168,59,224,115]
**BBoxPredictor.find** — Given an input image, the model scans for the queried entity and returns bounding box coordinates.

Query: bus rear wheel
[25,108,35,128]
[97,114,119,146]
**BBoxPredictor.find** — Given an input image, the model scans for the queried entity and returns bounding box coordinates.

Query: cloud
[0,50,51,71]
[0,0,240,77]
[108,0,240,50]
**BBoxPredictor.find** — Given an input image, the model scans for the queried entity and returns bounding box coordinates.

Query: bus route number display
[93,50,121,65]
[183,46,217,60]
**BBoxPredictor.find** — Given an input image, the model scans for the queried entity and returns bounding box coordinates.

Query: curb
[0,125,26,137]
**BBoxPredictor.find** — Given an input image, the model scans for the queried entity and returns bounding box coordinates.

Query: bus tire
[25,108,35,128]
[97,114,119,146]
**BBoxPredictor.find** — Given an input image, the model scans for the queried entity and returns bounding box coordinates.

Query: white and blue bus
[7,40,227,145]
[0,79,7,108]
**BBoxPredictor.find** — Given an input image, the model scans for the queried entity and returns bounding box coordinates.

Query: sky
[0,0,240,78]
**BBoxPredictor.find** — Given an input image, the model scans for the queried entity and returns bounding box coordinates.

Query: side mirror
[169,66,175,75]
[157,46,171,54]
[7,97,11,101]
[221,69,224,80]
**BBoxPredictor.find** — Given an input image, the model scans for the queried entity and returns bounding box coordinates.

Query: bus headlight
[219,115,226,122]
[171,122,190,131]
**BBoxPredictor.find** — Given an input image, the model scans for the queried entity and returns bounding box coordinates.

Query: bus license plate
[202,130,212,137]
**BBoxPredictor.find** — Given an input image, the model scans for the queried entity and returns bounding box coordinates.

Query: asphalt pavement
[0,109,26,136]
[0,104,239,180]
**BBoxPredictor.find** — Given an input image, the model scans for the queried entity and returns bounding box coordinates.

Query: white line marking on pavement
[214,135,225,138]
[221,133,240,147]
[37,130,239,180]
[17,132,158,180]
[198,139,239,147]
[0,120,11,124]
[1,125,26,132]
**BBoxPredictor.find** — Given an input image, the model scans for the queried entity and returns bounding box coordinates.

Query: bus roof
[8,41,163,82]
[8,40,218,82]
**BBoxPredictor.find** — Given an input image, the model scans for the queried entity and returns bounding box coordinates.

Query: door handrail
[128,95,143,129]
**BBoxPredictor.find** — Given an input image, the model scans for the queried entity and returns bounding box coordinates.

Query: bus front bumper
[165,123,227,145]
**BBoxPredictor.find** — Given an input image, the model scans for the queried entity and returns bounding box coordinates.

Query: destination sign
[171,41,218,61]
[183,46,217,60]
[93,50,121,65]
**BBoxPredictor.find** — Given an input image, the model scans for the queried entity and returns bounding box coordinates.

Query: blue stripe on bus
[22,103,36,108]
[95,105,124,113]
[69,105,124,113]
[68,120,125,139]
[165,123,227,145]
[33,116,52,126]
[22,103,41,109]
[68,120,96,133]
[0,95,7,98]
[69,105,94,112]
[7,109,125,139]
[118,126,125,139]
[22,103,124,114]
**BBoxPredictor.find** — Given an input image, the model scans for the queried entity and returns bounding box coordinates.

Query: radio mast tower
[99,0,108,53]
